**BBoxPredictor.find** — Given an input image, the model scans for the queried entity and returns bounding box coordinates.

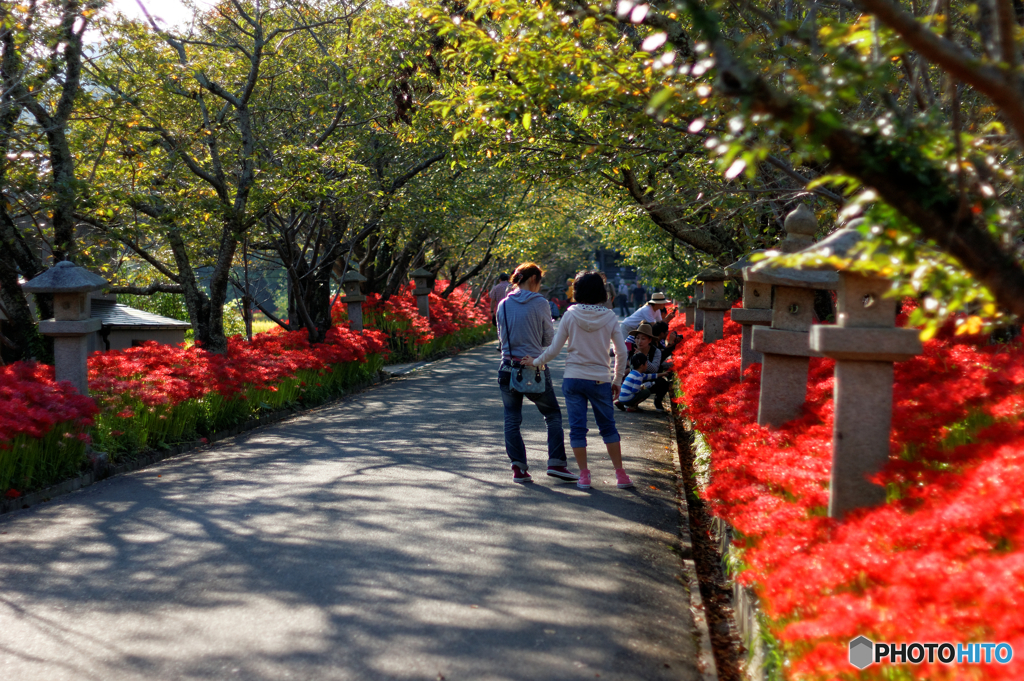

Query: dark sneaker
[512,466,533,483]
[547,466,579,482]
[614,401,626,411]
[654,403,666,412]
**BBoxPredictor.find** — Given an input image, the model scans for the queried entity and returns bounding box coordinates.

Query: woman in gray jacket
[495,262,575,484]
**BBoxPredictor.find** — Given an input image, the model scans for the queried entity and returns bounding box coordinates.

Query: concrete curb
[668,413,719,681]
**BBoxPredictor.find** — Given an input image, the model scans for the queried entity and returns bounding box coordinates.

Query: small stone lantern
[802,225,923,519]
[745,204,836,425]
[681,292,696,328]
[410,268,434,319]
[695,267,731,343]
[726,250,771,378]
[22,261,107,395]
[340,270,367,331]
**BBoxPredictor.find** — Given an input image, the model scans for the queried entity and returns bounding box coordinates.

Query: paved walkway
[0,342,699,681]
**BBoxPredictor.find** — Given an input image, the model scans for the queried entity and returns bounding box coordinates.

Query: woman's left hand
[522,356,534,366]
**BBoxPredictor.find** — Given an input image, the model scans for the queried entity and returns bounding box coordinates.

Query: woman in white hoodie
[525,271,631,490]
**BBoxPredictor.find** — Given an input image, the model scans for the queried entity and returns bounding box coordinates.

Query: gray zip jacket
[496,289,554,362]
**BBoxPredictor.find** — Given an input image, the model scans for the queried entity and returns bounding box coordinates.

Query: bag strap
[501,303,510,358]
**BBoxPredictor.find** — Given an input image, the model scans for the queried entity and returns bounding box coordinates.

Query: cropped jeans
[561,378,621,449]
[498,366,567,471]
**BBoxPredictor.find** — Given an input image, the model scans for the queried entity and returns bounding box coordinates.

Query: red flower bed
[88,323,388,408]
[0,362,97,444]
[338,280,492,358]
[670,314,1024,680]
[0,281,488,485]
[0,362,98,492]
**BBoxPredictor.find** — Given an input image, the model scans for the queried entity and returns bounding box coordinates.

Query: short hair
[499,273,509,281]
[511,262,544,286]
[631,352,648,370]
[572,271,606,304]
[652,321,669,336]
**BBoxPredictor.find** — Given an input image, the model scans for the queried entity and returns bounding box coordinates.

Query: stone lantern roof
[22,260,107,293]
[341,270,367,283]
[788,220,869,270]
[695,266,727,282]
[410,268,434,279]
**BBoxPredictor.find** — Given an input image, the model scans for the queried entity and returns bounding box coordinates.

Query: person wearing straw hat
[620,291,675,339]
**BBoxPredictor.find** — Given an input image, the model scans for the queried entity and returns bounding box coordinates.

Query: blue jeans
[561,378,621,449]
[498,367,567,471]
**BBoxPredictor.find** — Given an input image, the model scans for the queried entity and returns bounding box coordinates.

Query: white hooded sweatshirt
[532,304,627,385]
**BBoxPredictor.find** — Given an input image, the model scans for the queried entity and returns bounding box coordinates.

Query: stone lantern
[22,261,107,395]
[680,291,696,328]
[726,250,771,378]
[410,268,434,319]
[339,270,367,332]
[695,267,731,343]
[692,285,706,332]
[801,225,923,519]
[745,204,836,425]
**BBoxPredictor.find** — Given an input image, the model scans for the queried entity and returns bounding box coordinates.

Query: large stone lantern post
[410,268,434,319]
[726,250,770,378]
[801,226,923,519]
[340,271,367,331]
[22,261,107,395]
[695,267,731,343]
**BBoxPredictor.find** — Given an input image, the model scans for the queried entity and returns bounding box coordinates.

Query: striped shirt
[619,369,657,403]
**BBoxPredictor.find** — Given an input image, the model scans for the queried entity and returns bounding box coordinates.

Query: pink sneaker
[577,469,591,490]
[614,468,634,489]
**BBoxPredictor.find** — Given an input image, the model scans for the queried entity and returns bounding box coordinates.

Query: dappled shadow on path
[0,344,698,681]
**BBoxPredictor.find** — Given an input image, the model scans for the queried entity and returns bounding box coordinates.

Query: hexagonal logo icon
[849,636,874,669]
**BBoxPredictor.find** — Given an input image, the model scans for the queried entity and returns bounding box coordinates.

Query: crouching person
[615,353,669,412]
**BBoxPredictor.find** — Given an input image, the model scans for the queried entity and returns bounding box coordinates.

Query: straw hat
[648,292,669,305]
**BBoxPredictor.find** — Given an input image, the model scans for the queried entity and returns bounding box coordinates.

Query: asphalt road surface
[0,341,700,681]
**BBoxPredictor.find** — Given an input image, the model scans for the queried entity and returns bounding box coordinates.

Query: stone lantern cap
[22,261,107,293]
[725,250,765,280]
[341,270,367,283]
[695,266,727,283]
[778,204,818,253]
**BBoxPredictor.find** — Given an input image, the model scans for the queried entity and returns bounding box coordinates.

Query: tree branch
[107,283,184,295]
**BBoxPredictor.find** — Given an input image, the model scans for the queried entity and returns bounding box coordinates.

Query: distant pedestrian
[489,273,511,325]
[631,282,646,310]
[617,282,631,317]
[496,263,575,484]
[526,271,632,490]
